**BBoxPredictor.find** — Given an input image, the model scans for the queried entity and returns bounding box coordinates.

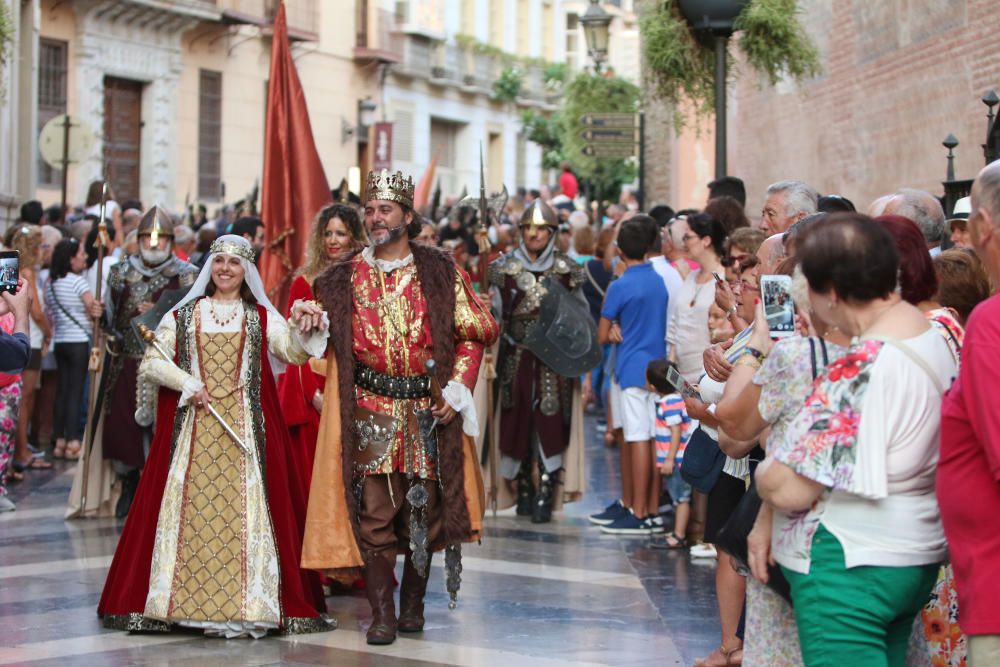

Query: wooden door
[103,77,143,203]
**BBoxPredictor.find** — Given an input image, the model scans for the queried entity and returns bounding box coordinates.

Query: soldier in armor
[67,207,198,519]
[489,200,588,523]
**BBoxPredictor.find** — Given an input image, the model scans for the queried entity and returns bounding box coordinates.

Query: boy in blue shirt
[596,217,668,534]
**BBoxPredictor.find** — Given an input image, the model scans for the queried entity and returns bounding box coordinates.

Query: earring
[827,300,836,310]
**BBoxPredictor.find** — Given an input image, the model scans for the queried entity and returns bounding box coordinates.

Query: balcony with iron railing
[218,0,319,40]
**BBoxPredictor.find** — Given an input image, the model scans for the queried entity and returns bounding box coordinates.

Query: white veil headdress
[169,234,281,319]
[168,234,287,374]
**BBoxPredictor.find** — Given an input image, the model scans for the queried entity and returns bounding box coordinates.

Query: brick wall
[729,0,1000,217]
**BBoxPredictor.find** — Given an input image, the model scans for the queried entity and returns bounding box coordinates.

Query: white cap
[951,196,971,219]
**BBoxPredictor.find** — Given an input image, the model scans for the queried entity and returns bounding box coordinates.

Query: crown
[209,239,257,263]
[364,169,415,209]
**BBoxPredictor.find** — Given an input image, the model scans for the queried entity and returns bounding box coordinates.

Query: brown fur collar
[314,243,472,546]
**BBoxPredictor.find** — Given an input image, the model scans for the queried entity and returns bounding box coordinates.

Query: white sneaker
[0,496,15,513]
[689,542,717,559]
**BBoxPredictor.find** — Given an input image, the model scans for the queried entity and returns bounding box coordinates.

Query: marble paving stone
[0,416,721,666]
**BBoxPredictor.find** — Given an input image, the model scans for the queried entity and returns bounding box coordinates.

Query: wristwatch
[743,346,766,362]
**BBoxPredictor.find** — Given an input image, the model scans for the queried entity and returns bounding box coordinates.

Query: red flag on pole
[412,153,438,211]
[261,1,331,311]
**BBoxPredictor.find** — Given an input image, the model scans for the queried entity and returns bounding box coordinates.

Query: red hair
[874,215,938,305]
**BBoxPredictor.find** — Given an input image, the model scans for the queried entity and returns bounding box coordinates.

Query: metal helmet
[136,206,175,245]
[519,200,558,229]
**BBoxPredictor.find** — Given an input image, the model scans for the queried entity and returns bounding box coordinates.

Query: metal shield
[521,277,602,378]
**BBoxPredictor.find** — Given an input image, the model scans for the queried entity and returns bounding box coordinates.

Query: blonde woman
[5,226,52,476]
[277,204,366,480]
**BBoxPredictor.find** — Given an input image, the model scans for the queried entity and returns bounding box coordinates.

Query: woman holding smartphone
[45,239,102,461]
[5,226,53,476]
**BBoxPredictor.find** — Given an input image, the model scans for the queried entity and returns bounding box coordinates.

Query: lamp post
[677,0,748,179]
[580,0,612,73]
[342,98,378,144]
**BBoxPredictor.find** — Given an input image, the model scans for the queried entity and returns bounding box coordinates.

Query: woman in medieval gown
[98,235,331,637]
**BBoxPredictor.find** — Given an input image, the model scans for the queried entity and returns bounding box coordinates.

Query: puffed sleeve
[266,308,330,366]
[137,313,204,408]
[443,267,500,437]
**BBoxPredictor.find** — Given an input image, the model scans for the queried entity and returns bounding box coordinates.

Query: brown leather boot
[363,551,398,645]
[397,551,431,633]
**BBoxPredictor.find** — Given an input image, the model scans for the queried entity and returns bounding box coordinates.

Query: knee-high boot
[398,550,432,633]
[363,550,398,645]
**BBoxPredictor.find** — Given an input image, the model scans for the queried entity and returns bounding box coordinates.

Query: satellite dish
[39,115,94,170]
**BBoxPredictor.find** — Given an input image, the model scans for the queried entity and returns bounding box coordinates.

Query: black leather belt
[354,362,431,399]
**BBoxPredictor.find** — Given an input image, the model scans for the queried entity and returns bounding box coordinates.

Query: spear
[475,144,499,517]
[79,182,111,513]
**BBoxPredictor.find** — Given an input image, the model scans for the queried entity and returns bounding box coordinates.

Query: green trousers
[782,524,939,667]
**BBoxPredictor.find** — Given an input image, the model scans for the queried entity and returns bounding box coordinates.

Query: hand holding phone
[0,251,19,295]
[760,275,796,338]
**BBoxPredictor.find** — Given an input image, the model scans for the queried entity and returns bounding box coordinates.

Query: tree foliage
[561,73,640,201]
[521,110,564,171]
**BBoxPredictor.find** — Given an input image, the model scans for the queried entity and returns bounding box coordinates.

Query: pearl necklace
[208,299,241,327]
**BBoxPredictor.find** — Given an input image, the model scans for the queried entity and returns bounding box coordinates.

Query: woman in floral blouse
[755,214,957,667]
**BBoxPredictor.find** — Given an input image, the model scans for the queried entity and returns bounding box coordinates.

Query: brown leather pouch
[351,407,398,470]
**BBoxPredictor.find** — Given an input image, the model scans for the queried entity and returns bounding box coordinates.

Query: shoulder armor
[552,255,572,275]
[107,261,126,290]
[489,253,520,288]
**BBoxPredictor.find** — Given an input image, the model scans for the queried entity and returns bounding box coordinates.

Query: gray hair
[973,161,1000,225]
[767,180,819,218]
[885,188,946,245]
[173,224,195,244]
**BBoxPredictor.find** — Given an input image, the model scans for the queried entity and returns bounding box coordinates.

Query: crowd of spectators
[580,168,998,667]
[5,161,1000,666]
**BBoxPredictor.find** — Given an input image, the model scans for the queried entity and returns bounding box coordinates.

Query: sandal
[52,440,67,460]
[64,441,82,461]
[694,643,743,667]
[12,455,53,472]
[650,532,688,550]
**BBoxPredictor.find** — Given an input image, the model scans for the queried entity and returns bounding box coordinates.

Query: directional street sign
[582,144,637,159]
[580,127,640,144]
[579,113,639,128]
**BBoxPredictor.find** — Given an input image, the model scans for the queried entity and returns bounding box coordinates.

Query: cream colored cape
[65,411,121,519]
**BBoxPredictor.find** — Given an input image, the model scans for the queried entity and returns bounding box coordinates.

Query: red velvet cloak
[97,305,326,631]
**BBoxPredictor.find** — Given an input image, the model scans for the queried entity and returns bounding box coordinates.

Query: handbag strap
[583,262,606,298]
[807,337,830,381]
[864,334,945,395]
[48,279,91,343]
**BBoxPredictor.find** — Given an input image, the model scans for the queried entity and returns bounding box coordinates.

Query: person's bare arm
[756,457,824,513]
[714,363,767,440]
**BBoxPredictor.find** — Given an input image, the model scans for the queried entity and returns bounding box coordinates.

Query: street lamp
[343,98,378,144]
[580,1,612,71]
[677,0,748,179]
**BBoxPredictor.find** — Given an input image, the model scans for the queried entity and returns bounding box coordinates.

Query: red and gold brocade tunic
[350,253,498,479]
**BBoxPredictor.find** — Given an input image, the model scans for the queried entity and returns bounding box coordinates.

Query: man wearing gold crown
[67,206,199,520]
[487,200,589,523]
[300,169,498,645]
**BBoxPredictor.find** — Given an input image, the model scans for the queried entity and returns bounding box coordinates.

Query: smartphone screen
[665,363,701,401]
[760,275,795,338]
[0,251,18,294]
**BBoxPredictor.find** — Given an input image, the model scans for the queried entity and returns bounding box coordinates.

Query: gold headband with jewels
[209,240,257,262]
[364,169,415,209]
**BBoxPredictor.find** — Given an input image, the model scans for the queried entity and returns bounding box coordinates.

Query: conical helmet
[519,200,558,229]
[136,206,175,245]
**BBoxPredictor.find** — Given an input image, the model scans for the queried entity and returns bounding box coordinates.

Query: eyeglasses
[681,233,699,243]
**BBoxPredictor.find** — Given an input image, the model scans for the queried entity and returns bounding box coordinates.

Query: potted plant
[641,0,821,125]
